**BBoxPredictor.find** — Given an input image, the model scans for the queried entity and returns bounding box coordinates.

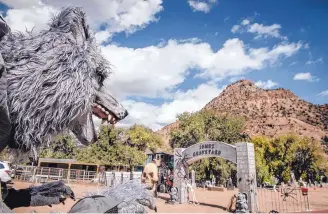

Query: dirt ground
[10,181,328,213]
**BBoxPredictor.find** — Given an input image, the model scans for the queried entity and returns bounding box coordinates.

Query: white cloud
[248,23,286,40]
[293,72,319,82]
[0,0,41,8]
[231,19,287,40]
[306,56,323,65]
[289,62,298,66]
[113,83,226,130]
[241,19,250,26]
[229,76,246,83]
[101,38,302,99]
[1,0,163,42]
[255,80,278,89]
[196,39,302,80]
[318,90,328,97]
[231,25,240,33]
[3,3,58,33]
[188,0,217,13]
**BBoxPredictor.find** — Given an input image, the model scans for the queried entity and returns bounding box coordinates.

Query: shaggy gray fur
[0,7,127,159]
[85,180,157,213]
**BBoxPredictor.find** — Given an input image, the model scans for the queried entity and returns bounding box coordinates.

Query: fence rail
[256,186,310,213]
[12,165,142,186]
[14,165,100,183]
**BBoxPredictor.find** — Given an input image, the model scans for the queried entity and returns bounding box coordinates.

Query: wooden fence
[13,165,142,186]
[13,165,99,183]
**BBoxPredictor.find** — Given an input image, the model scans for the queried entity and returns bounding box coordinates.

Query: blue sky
[1,0,327,130]
[110,0,328,104]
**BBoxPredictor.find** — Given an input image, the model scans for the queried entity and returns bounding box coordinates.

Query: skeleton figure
[141,162,159,196]
[0,7,155,213]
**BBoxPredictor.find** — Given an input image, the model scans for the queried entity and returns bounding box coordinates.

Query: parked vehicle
[2,161,15,178]
[0,161,13,183]
[157,163,174,193]
[158,171,174,193]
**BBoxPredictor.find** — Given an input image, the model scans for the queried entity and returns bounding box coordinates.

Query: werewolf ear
[50,7,90,47]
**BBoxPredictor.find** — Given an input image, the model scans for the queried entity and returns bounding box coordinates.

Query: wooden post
[67,163,71,181]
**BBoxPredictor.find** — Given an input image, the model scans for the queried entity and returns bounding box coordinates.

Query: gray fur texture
[0,7,128,159]
[86,180,157,213]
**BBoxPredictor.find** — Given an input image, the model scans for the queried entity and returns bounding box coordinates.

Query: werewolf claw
[28,181,76,207]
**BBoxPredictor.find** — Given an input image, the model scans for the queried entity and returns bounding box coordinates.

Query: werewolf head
[0,7,128,158]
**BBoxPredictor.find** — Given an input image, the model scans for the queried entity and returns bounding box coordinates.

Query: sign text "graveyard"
[193,143,221,157]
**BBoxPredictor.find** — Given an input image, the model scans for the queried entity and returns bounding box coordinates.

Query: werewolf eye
[96,72,105,86]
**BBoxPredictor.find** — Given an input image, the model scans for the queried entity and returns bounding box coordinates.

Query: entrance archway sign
[173,141,257,212]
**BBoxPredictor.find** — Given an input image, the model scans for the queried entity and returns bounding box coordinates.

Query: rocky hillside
[157,79,328,144]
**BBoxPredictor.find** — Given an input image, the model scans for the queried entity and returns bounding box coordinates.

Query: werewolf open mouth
[92,103,119,124]
[92,89,129,126]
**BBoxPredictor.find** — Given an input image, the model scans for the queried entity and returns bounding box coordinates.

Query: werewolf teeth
[93,103,117,123]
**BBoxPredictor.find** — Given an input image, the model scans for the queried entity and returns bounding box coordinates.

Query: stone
[191,170,196,188]
[236,142,257,213]
[212,176,216,186]
[173,141,257,213]
[165,187,179,205]
[227,177,234,190]
[235,192,248,213]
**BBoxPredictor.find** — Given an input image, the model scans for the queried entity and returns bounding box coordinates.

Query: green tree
[127,124,164,152]
[0,147,10,161]
[39,134,77,159]
[75,124,163,170]
[170,110,245,184]
[170,110,245,148]
[292,137,327,182]
[321,135,328,154]
[252,134,328,184]
[252,136,272,184]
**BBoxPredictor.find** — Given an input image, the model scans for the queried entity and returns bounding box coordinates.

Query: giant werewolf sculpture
[0,7,128,159]
[0,7,155,213]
